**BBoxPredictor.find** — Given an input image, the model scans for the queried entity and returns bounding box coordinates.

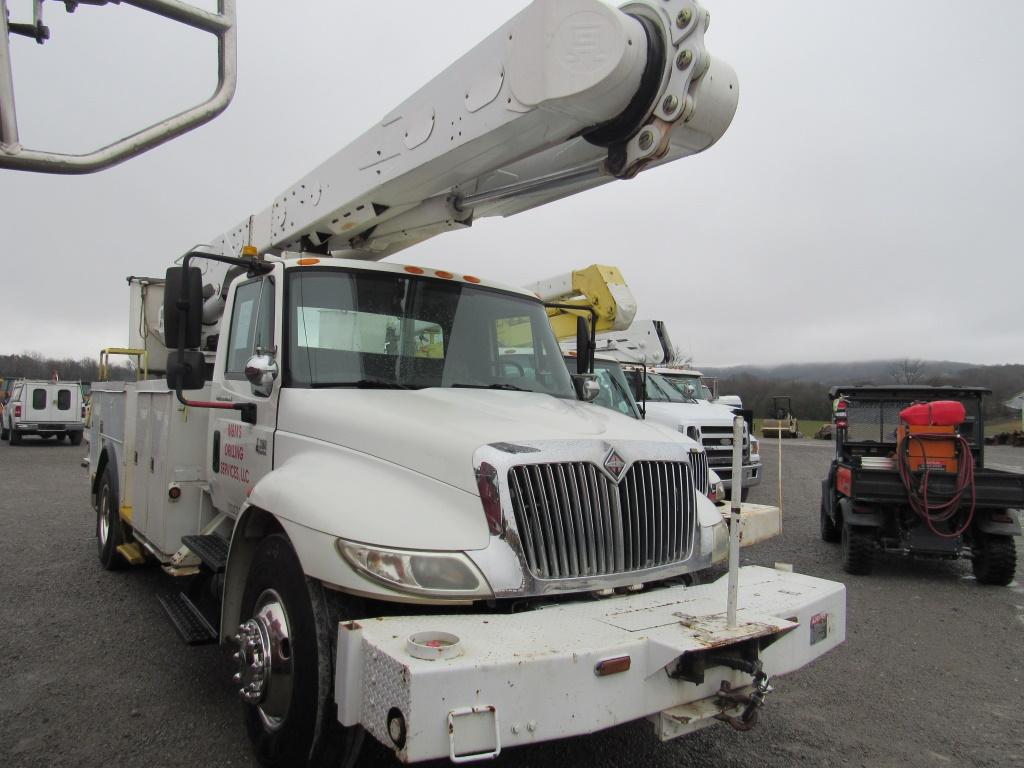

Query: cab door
[208,271,280,518]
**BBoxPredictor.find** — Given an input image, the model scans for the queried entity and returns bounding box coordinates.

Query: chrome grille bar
[508,460,697,580]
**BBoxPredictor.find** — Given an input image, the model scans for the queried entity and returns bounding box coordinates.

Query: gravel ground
[1,436,1022,768]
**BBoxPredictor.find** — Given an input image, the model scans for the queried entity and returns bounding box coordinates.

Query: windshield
[660,374,712,401]
[287,268,575,397]
[564,358,641,418]
[624,370,687,403]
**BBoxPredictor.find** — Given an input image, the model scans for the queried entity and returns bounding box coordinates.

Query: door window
[226,279,275,379]
[32,389,46,410]
[57,389,72,410]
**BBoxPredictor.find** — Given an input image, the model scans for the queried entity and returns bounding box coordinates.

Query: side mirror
[576,315,593,376]
[244,353,279,398]
[164,266,204,349]
[572,373,600,403]
[166,350,207,391]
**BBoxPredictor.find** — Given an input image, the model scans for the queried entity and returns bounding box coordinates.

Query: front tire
[972,533,1017,586]
[238,534,362,768]
[841,524,874,575]
[69,431,83,446]
[96,466,126,570]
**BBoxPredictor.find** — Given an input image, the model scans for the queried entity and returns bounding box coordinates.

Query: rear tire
[96,466,126,570]
[972,533,1017,586]
[10,428,22,445]
[1,423,8,440]
[69,431,83,446]
[841,524,874,575]
[820,497,841,543]
[239,534,362,768]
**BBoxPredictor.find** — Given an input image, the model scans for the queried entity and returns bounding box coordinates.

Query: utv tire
[240,534,363,768]
[10,428,22,445]
[820,497,841,543]
[96,466,127,570]
[70,431,83,446]
[841,524,874,575]
[972,533,1017,586]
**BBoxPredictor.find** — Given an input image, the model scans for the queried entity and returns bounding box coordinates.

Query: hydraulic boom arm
[208,0,737,266]
[527,264,638,340]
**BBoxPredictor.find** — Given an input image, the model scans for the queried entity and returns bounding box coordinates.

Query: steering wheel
[501,360,526,377]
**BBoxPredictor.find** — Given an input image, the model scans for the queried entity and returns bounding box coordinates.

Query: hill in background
[699,359,1024,422]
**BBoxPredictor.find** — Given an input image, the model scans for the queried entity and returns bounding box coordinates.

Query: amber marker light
[594,656,631,676]
[464,275,481,284]
[297,258,320,266]
[435,270,454,279]
[404,266,425,275]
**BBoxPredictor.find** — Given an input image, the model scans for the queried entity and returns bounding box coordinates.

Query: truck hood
[644,401,738,428]
[278,388,684,494]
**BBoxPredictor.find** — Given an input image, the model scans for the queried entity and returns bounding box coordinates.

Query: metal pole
[726,414,743,628]
[0,0,21,150]
[777,425,783,525]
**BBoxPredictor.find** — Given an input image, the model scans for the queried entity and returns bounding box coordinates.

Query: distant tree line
[715,362,1024,422]
[0,352,135,386]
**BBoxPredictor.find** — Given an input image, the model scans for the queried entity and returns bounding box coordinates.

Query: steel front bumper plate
[336,566,846,763]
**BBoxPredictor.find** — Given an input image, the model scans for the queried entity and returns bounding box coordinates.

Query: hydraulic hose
[896,432,976,539]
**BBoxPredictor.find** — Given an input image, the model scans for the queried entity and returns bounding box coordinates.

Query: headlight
[708,480,726,504]
[711,521,729,564]
[336,540,491,599]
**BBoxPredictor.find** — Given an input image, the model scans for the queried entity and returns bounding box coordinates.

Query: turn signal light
[595,656,631,677]
[475,462,503,535]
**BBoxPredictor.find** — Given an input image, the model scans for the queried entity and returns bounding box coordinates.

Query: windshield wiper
[310,379,417,390]
[452,383,531,392]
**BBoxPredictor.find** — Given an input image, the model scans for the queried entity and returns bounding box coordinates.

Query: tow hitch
[712,660,773,731]
[665,641,777,734]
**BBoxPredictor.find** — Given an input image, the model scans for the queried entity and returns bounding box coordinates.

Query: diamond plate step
[158,591,218,646]
[181,534,229,573]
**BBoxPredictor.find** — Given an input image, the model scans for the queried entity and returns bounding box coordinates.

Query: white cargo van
[1,379,85,445]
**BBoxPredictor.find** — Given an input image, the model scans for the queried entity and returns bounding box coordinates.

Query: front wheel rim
[234,588,294,732]
[98,484,110,547]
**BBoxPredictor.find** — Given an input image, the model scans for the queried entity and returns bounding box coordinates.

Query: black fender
[975,509,1023,536]
[838,497,884,528]
[91,441,119,510]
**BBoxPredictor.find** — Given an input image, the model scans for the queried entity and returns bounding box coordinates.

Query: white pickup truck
[85,1,844,765]
[2,378,85,445]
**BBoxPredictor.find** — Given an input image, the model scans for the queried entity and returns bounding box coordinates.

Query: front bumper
[337,566,845,763]
[714,460,761,489]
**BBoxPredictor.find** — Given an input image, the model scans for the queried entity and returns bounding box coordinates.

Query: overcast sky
[1,0,1021,367]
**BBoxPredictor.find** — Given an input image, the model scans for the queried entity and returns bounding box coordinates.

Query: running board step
[181,534,229,573]
[158,591,218,645]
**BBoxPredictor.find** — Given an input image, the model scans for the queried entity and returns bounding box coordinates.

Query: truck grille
[690,450,710,495]
[700,426,748,468]
[507,461,697,579]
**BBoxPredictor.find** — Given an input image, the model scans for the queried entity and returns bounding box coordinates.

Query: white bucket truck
[86,2,844,765]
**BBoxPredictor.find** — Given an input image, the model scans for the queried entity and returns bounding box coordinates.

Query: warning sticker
[810,612,829,645]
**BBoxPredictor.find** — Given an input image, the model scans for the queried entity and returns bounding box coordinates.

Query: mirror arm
[171,248,270,425]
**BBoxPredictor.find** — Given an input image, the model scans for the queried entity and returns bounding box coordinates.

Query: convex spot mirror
[164,266,204,349]
[244,353,279,398]
[167,350,207,391]
[572,373,600,403]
